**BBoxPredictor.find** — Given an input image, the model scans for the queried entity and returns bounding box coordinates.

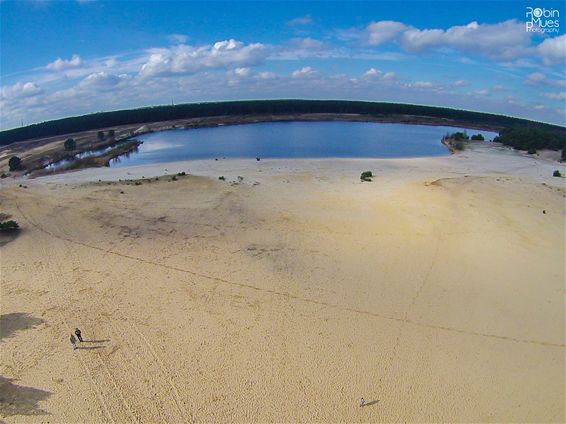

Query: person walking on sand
[70,334,78,350]
[75,328,83,342]
[360,398,365,408]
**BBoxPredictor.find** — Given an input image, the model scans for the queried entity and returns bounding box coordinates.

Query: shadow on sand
[365,400,379,407]
[0,228,23,248]
[77,346,105,350]
[0,313,43,341]
[0,376,52,417]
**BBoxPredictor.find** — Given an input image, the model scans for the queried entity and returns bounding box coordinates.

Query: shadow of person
[0,375,52,417]
[364,400,379,407]
[77,346,105,350]
[83,339,110,343]
[0,313,43,341]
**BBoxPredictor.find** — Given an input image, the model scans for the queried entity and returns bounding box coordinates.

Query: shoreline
[0,113,506,176]
[7,141,564,189]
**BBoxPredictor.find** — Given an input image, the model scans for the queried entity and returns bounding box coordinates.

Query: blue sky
[1,0,565,129]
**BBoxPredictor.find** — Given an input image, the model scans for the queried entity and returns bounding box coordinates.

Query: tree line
[1,100,565,147]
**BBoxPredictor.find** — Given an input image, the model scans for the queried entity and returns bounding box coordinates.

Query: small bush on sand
[0,220,20,233]
[177,172,186,176]
[451,131,469,141]
[553,170,562,177]
[8,156,22,171]
[218,176,225,181]
[171,175,177,181]
[360,171,373,182]
[64,138,76,151]
[527,148,537,155]
[471,134,485,141]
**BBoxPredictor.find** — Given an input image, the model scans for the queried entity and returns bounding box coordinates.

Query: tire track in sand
[18,193,191,423]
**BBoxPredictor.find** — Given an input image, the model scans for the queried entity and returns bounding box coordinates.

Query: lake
[108,121,498,167]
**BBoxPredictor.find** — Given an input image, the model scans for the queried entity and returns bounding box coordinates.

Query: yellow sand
[1,143,564,422]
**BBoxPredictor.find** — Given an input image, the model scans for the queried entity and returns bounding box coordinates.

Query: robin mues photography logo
[526,7,560,33]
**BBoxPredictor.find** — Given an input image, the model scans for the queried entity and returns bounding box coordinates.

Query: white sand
[1,142,564,422]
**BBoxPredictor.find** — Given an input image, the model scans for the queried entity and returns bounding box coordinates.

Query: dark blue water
[109,121,497,167]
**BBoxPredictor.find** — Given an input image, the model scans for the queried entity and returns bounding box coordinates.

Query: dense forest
[1,100,565,153]
[494,128,566,160]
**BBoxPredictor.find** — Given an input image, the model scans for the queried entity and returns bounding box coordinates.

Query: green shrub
[218,176,225,181]
[451,140,465,151]
[471,134,485,141]
[177,172,186,176]
[64,138,76,151]
[97,131,105,140]
[553,170,562,177]
[451,131,469,140]
[527,148,537,154]
[8,156,22,171]
[360,171,373,182]
[0,220,19,233]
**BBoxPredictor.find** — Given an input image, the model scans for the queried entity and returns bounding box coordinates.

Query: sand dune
[1,144,564,422]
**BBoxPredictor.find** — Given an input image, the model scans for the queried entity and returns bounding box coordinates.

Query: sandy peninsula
[1,142,565,422]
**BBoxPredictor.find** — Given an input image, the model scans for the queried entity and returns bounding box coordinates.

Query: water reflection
[110,121,498,168]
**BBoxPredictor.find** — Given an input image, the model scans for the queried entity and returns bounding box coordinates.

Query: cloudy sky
[1,0,565,130]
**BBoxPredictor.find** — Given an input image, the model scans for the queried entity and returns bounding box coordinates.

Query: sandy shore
[1,143,564,422]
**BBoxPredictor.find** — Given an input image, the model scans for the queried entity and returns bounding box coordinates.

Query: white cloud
[525,71,566,87]
[453,79,469,87]
[256,71,277,80]
[542,92,566,100]
[79,72,131,88]
[168,34,188,44]
[46,54,83,71]
[413,81,433,88]
[366,21,408,45]
[292,37,324,50]
[292,66,318,78]
[400,20,529,60]
[287,15,313,26]
[139,39,268,77]
[3,68,565,130]
[363,68,381,77]
[1,81,42,99]
[362,68,396,81]
[232,67,251,77]
[536,35,566,65]
[357,19,535,62]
